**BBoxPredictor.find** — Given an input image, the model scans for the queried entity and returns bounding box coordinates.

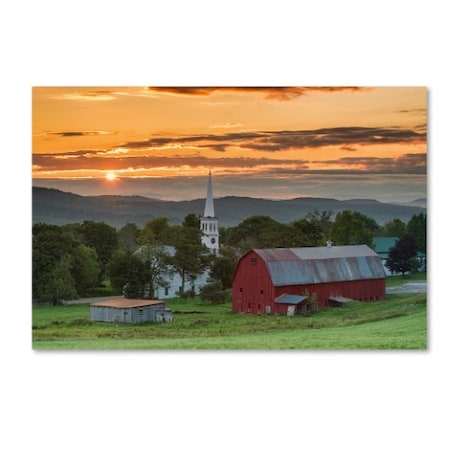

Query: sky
[32,86,427,202]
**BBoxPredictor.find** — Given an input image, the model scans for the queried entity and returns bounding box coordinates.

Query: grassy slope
[32,290,427,350]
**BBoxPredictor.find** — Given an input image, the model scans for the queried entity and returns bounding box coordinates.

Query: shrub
[200,281,230,304]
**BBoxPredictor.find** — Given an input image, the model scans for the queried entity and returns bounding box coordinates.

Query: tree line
[32,210,426,304]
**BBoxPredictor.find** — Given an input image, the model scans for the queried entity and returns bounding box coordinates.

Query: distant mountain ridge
[32,187,426,228]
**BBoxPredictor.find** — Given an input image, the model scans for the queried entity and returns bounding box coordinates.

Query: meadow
[32,276,427,350]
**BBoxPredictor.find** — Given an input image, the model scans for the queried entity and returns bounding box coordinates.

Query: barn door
[287,305,296,316]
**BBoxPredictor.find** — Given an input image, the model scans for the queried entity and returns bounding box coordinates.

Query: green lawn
[385,271,426,286]
[32,291,427,350]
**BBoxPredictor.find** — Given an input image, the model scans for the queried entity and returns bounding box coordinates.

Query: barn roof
[90,298,164,308]
[253,245,385,286]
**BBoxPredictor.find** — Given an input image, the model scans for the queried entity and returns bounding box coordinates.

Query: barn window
[240,287,243,293]
[248,302,251,309]
[165,287,169,296]
[260,289,264,294]
[138,308,144,315]
[250,257,257,265]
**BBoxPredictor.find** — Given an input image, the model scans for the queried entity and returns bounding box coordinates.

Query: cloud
[32,152,308,172]
[321,153,427,174]
[57,90,117,101]
[147,86,369,101]
[33,145,426,178]
[209,122,243,129]
[45,130,112,138]
[118,126,426,153]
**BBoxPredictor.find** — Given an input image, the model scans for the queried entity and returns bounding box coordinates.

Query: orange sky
[32,86,426,201]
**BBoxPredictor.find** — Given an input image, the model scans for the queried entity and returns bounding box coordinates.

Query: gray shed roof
[254,245,385,286]
[274,294,308,304]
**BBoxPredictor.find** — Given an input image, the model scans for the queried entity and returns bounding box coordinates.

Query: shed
[232,244,386,315]
[90,298,173,324]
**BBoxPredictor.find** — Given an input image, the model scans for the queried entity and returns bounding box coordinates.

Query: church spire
[203,170,215,218]
[200,170,219,254]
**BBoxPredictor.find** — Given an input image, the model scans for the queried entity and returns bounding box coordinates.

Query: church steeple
[200,171,219,254]
[203,170,215,218]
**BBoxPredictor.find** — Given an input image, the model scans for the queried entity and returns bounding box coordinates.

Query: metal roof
[274,294,308,304]
[373,237,398,256]
[90,298,164,308]
[254,245,385,286]
[328,296,353,303]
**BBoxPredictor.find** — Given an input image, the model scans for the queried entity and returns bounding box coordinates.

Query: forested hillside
[32,187,426,228]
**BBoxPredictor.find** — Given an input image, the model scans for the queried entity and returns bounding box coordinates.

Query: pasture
[32,288,427,350]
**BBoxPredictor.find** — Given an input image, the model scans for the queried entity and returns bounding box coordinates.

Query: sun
[105,171,117,181]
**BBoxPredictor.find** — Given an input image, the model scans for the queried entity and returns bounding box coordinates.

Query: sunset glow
[32,86,427,202]
[105,171,117,181]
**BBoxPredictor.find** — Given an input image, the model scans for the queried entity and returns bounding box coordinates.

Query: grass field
[32,276,427,350]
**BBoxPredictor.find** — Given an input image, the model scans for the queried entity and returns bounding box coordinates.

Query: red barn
[232,245,386,315]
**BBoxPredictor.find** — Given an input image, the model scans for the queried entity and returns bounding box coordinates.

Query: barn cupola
[200,171,219,254]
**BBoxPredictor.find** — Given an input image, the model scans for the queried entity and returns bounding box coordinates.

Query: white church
[137,171,219,299]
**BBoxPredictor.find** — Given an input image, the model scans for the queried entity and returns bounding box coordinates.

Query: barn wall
[273,279,385,313]
[232,250,275,314]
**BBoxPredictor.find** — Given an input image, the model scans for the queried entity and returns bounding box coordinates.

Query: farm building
[90,298,173,324]
[232,244,386,315]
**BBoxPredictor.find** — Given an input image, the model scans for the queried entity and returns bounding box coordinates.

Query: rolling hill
[32,187,426,228]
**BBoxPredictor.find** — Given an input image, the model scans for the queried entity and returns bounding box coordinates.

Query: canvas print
[32,86,427,349]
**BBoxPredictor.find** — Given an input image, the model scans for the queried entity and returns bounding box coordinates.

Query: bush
[200,281,230,304]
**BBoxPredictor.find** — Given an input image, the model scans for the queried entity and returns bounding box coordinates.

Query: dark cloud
[119,126,426,153]
[321,153,427,174]
[33,147,426,177]
[147,86,369,101]
[46,131,110,138]
[32,152,309,172]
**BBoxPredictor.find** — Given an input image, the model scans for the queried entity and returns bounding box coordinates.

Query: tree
[381,218,406,238]
[290,218,324,247]
[226,215,281,252]
[385,234,418,277]
[140,217,171,246]
[118,222,141,251]
[70,244,101,296]
[33,223,80,302]
[35,256,78,304]
[80,221,118,281]
[406,213,426,254]
[305,209,334,238]
[107,250,146,297]
[135,244,172,298]
[330,210,375,246]
[199,280,229,304]
[169,216,211,296]
[208,246,238,289]
[182,213,201,229]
